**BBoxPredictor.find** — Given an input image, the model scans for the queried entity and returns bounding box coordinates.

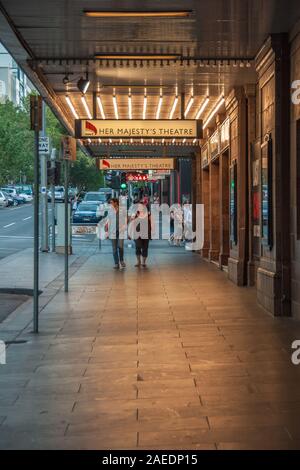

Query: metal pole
[64,159,69,293]
[50,149,56,252]
[40,101,49,252]
[33,102,40,333]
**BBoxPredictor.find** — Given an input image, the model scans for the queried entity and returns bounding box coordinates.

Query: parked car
[0,191,8,207]
[1,188,25,205]
[2,187,32,203]
[54,186,65,202]
[15,185,33,196]
[18,191,33,203]
[83,191,107,205]
[72,203,101,224]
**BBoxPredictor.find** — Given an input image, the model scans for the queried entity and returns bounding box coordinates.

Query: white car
[0,191,8,207]
[19,192,33,202]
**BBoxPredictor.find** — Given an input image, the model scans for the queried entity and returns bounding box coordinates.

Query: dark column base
[201,248,210,259]
[209,249,220,263]
[247,260,257,287]
[256,267,291,317]
[219,253,229,267]
[228,257,246,286]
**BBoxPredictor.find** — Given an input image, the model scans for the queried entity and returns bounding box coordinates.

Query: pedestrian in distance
[108,198,126,270]
[130,201,152,268]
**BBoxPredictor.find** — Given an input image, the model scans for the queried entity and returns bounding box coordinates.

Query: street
[0,203,98,261]
[0,204,35,260]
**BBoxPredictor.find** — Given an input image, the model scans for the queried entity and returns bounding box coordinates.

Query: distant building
[0,43,34,105]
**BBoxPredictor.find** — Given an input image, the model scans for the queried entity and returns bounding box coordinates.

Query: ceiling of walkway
[1,0,300,155]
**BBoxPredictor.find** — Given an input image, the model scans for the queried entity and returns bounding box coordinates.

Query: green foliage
[0,96,103,190]
[70,150,104,191]
[0,98,34,185]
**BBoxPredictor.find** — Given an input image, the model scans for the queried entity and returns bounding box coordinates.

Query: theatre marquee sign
[75,119,202,139]
[99,158,175,170]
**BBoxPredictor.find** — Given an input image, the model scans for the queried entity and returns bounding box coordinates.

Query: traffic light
[54,161,61,185]
[47,160,55,184]
[120,172,127,190]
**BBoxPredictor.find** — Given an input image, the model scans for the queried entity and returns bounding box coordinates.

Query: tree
[0,96,104,190]
[69,150,104,191]
[0,99,34,185]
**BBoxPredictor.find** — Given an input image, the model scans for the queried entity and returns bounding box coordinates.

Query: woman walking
[130,201,152,268]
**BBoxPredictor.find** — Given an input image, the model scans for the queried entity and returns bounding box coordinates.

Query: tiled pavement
[1,241,300,450]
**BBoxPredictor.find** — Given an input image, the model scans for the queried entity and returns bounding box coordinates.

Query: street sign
[39,136,50,154]
[99,158,175,170]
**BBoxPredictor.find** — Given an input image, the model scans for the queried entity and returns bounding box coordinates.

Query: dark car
[72,203,101,224]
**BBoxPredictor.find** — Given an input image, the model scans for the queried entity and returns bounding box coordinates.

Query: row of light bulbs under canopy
[65,92,225,130]
[83,138,200,146]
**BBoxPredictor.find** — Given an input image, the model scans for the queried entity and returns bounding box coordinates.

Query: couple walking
[109,198,151,270]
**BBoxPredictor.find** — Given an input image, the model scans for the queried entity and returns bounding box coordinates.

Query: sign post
[64,158,69,293]
[39,104,49,253]
[61,135,76,293]
[30,95,43,333]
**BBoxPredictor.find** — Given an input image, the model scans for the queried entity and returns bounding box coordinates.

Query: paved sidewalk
[0,293,29,324]
[0,248,76,290]
[1,241,300,449]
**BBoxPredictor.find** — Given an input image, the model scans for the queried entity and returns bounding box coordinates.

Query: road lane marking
[23,216,32,221]
[3,223,16,228]
[0,235,34,239]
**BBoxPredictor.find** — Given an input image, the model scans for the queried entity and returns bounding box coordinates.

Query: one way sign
[39,137,50,154]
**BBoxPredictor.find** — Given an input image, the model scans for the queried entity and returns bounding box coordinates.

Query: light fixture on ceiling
[203,95,225,129]
[128,90,132,120]
[98,138,102,143]
[195,96,210,120]
[169,96,178,120]
[94,54,181,61]
[84,10,192,18]
[62,74,69,85]
[113,93,119,120]
[65,96,79,119]
[193,139,197,144]
[184,96,194,118]
[156,94,163,120]
[81,96,92,119]
[143,90,147,120]
[97,96,106,119]
[77,72,90,94]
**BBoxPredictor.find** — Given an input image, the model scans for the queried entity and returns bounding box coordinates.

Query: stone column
[201,168,210,258]
[209,160,220,262]
[255,34,291,316]
[244,84,257,286]
[219,151,230,267]
[226,87,248,286]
